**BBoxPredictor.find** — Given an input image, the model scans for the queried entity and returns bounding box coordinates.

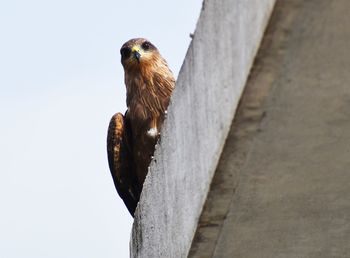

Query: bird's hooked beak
[131,46,141,63]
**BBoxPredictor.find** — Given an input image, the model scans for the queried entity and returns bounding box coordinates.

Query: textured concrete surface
[190,0,350,257]
[130,0,276,257]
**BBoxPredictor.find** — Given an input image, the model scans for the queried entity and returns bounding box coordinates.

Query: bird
[107,38,175,216]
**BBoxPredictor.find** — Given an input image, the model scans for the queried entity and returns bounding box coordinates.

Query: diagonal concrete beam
[130,1,276,257]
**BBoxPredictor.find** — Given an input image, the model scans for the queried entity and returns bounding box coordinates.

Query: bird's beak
[133,51,141,62]
[131,46,141,63]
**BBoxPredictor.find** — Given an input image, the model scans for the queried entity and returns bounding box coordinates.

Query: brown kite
[107,38,175,216]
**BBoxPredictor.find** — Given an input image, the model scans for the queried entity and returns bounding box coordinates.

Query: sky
[0,1,202,257]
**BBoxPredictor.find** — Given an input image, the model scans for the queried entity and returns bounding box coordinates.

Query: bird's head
[120,38,159,71]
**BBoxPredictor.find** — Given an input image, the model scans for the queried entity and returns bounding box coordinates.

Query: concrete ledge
[130,0,276,257]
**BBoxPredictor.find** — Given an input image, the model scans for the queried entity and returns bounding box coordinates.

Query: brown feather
[123,39,175,187]
[107,38,175,216]
[107,113,140,216]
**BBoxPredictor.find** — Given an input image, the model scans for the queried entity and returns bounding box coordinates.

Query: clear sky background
[0,1,201,257]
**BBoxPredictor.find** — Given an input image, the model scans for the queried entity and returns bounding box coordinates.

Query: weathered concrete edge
[130,1,276,257]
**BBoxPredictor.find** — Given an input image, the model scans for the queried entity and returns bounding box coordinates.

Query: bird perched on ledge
[107,38,175,216]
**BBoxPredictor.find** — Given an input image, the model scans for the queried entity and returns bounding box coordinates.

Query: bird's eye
[120,47,131,59]
[141,41,151,51]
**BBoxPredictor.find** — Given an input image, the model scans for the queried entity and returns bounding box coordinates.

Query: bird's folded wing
[107,112,138,216]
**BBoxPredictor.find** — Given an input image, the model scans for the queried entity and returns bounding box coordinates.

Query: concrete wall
[130,0,276,257]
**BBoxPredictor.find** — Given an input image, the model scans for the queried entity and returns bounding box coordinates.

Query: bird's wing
[107,112,139,216]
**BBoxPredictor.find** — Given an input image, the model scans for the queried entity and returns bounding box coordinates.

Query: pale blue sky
[0,1,201,257]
